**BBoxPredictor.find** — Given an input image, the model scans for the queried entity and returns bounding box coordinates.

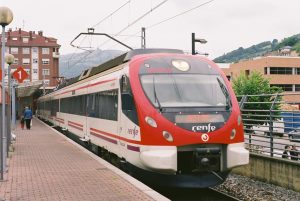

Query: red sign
[0,69,2,81]
[12,66,29,83]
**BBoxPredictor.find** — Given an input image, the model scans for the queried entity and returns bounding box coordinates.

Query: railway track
[147,186,241,201]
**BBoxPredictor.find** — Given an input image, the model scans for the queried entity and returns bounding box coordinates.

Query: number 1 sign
[12,67,29,83]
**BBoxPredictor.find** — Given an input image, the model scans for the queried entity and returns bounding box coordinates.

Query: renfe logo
[192,123,216,132]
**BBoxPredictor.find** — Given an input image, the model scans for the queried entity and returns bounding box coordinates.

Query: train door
[84,93,91,142]
[118,75,129,158]
[119,75,139,159]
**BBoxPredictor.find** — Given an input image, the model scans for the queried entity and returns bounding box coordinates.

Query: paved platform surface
[0,118,169,201]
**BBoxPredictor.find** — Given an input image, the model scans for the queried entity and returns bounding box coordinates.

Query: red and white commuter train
[37,49,249,188]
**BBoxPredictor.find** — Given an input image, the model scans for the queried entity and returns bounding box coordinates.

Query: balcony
[53,52,60,58]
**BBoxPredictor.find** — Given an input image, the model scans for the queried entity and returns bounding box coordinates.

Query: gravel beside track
[213,173,300,201]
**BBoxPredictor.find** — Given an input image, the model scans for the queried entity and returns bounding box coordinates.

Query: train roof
[56,48,184,90]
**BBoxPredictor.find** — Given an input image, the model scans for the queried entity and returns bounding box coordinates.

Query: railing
[238,93,300,162]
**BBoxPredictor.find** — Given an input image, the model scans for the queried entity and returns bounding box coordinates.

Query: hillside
[59,34,300,78]
[59,49,123,78]
[214,34,300,63]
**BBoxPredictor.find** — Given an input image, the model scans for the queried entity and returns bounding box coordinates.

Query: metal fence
[238,93,300,162]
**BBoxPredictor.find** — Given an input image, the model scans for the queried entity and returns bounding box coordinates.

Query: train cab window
[121,75,139,125]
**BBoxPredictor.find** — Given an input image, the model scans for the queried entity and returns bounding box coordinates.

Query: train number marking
[201,133,209,142]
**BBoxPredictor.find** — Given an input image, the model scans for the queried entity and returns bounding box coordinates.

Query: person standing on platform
[290,144,299,161]
[23,106,33,130]
[282,145,291,159]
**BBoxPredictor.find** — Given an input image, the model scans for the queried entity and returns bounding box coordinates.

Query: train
[37,48,249,188]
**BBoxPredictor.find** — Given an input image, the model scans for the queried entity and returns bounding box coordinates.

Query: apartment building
[0,28,60,87]
[222,56,300,102]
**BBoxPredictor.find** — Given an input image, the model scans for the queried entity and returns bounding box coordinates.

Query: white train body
[37,49,249,187]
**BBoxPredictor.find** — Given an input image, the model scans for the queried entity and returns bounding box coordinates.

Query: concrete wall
[232,153,300,192]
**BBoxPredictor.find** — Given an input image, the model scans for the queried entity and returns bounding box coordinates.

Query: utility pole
[11,81,16,130]
[192,32,207,55]
[43,73,45,95]
[141,27,146,49]
[0,6,13,180]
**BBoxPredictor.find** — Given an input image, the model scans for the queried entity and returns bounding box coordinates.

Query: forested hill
[213,34,300,63]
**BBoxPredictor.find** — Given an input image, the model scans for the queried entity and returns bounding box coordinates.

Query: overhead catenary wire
[66,0,169,76]
[115,0,215,46]
[64,0,213,77]
[96,0,169,49]
[91,0,131,28]
[64,0,132,76]
[147,0,215,29]
[108,0,216,49]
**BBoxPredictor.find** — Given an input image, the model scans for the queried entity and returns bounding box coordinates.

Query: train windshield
[140,74,230,108]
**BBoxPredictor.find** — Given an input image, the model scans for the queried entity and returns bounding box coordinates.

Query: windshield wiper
[216,77,232,110]
[153,76,163,112]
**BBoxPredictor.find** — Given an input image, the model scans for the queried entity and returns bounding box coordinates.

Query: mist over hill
[59,49,123,78]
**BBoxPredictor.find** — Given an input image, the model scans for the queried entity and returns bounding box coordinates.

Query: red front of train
[126,53,249,187]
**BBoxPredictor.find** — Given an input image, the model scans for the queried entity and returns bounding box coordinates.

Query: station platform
[0,118,169,201]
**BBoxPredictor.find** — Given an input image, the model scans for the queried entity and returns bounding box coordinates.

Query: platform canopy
[16,81,43,98]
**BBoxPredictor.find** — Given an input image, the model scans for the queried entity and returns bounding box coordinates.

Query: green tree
[232,71,282,130]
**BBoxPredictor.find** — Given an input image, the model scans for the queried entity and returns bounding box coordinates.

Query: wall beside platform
[232,153,300,192]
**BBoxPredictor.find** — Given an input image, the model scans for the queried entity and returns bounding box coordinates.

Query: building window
[13,58,18,65]
[270,67,293,75]
[42,69,50,75]
[22,58,30,65]
[22,47,30,54]
[12,37,17,41]
[42,48,49,54]
[32,47,38,53]
[11,47,18,54]
[295,85,300,92]
[264,67,268,75]
[296,68,300,75]
[42,59,49,65]
[22,37,29,43]
[44,80,50,85]
[33,69,38,74]
[271,84,293,92]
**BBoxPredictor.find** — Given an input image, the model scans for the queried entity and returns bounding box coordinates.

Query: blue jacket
[24,109,33,120]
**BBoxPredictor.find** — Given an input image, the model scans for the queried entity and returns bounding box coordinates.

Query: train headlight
[172,60,190,71]
[238,115,242,126]
[145,116,157,128]
[162,131,174,142]
[230,129,236,140]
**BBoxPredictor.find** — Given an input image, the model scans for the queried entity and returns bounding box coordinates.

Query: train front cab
[123,53,249,187]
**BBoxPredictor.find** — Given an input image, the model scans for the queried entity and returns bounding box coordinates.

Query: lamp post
[192,32,207,55]
[5,53,14,156]
[0,6,13,180]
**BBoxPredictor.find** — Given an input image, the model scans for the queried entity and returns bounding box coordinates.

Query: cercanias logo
[192,123,216,132]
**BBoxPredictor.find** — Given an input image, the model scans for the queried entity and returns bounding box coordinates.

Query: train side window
[120,75,139,125]
[121,75,133,110]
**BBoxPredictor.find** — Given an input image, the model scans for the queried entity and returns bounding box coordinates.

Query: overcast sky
[1,0,299,59]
